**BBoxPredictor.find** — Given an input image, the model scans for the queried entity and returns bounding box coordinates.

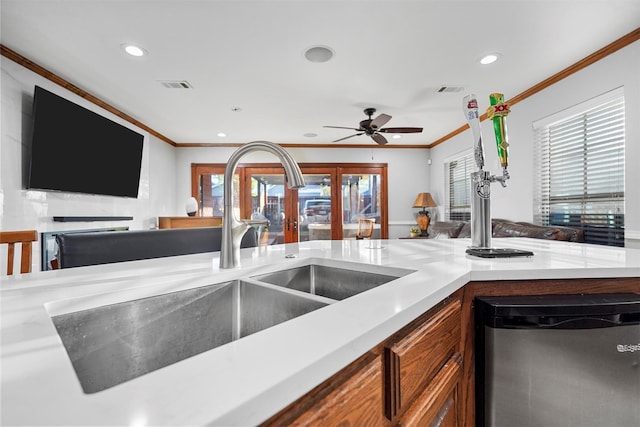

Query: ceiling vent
[159,80,193,89]
[436,85,465,93]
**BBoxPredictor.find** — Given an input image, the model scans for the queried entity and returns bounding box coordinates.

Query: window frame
[445,150,474,221]
[533,87,625,246]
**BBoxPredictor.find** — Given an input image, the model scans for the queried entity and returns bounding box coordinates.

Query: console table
[158,216,222,229]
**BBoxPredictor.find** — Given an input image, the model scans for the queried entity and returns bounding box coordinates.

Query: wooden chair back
[356,219,375,240]
[0,230,38,275]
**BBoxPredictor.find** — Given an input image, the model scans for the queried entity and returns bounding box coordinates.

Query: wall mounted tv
[27,86,144,198]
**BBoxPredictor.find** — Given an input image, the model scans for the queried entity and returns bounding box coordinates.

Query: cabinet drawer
[396,353,462,427]
[263,353,387,426]
[385,298,461,417]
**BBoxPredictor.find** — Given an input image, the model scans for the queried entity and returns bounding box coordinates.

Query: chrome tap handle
[463,94,485,171]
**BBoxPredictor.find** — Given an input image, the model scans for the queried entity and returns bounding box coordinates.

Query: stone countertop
[2,238,639,426]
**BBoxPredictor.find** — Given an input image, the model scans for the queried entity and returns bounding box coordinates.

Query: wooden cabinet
[262,352,388,426]
[385,298,461,419]
[262,278,638,427]
[157,216,222,229]
[262,293,463,427]
[396,353,462,427]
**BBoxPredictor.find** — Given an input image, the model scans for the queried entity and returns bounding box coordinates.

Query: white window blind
[533,89,625,246]
[447,151,474,221]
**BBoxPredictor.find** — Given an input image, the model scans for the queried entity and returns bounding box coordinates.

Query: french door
[191,162,388,245]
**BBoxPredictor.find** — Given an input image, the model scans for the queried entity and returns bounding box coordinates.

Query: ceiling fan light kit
[324,108,423,145]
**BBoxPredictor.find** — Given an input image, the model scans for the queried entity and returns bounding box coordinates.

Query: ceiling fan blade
[323,125,361,131]
[369,113,392,130]
[378,127,423,133]
[332,133,363,143]
[371,133,388,145]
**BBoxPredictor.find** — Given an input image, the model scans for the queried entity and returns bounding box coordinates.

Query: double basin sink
[51,259,414,393]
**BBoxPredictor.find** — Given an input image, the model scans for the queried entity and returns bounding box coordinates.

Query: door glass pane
[250,174,286,245]
[299,174,332,242]
[199,173,235,217]
[341,174,381,239]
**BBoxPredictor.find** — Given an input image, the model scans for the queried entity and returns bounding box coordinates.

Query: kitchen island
[2,237,639,426]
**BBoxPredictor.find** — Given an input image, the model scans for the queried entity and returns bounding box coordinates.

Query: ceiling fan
[323,108,423,145]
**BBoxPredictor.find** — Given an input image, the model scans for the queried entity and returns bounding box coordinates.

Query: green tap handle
[487,93,510,168]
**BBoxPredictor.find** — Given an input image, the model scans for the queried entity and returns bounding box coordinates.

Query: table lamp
[412,192,437,236]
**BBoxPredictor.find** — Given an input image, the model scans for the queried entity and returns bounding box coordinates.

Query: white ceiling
[2,0,639,147]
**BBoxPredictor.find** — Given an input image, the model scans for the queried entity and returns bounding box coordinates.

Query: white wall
[430,40,640,246]
[174,146,431,239]
[1,58,177,271]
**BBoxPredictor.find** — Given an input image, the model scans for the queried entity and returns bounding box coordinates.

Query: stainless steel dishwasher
[475,293,640,427]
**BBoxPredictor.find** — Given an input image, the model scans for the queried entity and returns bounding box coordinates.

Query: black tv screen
[27,86,144,198]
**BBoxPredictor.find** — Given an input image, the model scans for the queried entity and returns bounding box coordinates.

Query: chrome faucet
[220,141,305,269]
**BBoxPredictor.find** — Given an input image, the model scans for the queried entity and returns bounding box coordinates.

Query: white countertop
[2,238,639,426]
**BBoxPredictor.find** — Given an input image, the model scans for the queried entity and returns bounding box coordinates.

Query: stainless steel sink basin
[51,260,414,394]
[51,280,327,393]
[251,262,413,301]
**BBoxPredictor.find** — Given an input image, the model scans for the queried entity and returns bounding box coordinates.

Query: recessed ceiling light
[304,133,318,138]
[480,53,500,65]
[217,132,227,137]
[304,46,334,63]
[121,43,147,57]
[392,135,402,139]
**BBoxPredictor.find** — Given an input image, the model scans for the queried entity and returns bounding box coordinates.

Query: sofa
[56,226,258,269]
[432,218,584,242]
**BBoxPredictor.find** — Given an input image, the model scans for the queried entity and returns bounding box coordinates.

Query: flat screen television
[27,86,144,198]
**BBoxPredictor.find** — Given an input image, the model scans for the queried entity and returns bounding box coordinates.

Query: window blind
[533,90,625,246]
[447,151,474,221]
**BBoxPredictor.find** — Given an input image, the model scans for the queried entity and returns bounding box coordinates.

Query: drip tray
[466,248,534,258]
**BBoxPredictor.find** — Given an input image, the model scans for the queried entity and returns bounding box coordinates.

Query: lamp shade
[412,192,437,209]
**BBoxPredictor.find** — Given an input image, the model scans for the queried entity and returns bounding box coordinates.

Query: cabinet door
[385,299,461,417]
[396,353,462,427]
[263,353,387,426]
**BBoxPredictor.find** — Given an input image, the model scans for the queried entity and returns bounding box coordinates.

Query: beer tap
[461,93,531,258]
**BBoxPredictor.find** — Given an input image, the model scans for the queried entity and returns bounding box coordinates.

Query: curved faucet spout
[220,141,305,269]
